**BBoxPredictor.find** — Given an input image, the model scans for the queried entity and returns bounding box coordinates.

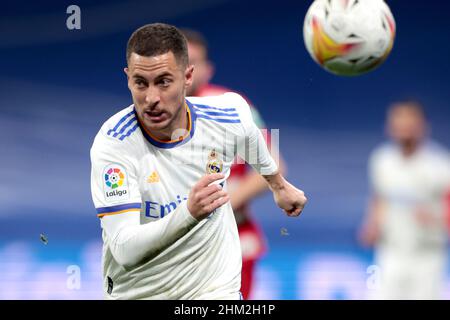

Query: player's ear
[124,67,132,90]
[185,65,194,88]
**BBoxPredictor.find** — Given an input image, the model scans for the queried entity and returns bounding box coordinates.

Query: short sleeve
[90,134,142,218]
[437,151,450,194]
[249,107,266,129]
[368,147,383,196]
[227,93,278,175]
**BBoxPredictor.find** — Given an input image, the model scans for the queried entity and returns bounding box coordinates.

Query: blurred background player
[182,28,286,299]
[359,100,450,299]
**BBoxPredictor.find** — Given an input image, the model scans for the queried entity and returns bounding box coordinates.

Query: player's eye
[134,79,147,89]
[158,78,172,88]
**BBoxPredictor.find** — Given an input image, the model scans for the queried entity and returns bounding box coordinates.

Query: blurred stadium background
[1,0,449,299]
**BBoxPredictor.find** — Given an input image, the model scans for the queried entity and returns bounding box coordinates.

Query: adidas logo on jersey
[147,171,160,183]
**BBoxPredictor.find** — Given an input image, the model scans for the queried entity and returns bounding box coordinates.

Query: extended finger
[197,173,225,188]
[204,195,230,213]
[201,190,228,207]
[197,183,223,200]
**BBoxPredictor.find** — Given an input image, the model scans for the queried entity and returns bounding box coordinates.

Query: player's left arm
[262,172,307,217]
[445,157,450,232]
[446,189,450,233]
[233,93,307,217]
[229,107,287,210]
[419,155,450,230]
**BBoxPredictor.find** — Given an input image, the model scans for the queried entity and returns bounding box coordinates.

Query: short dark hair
[126,23,188,68]
[388,99,426,119]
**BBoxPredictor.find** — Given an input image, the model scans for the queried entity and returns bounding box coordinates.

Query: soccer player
[90,23,307,300]
[360,101,450,299]
[182,28,285,299]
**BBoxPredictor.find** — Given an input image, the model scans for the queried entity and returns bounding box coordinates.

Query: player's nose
[144,87,161,105]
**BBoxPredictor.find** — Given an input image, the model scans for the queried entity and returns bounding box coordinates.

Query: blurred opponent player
[182,29,285,299]
[90,23,307,300]
[360,101,450,299]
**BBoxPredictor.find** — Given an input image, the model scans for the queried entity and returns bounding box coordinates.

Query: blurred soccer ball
[303,0,395,76]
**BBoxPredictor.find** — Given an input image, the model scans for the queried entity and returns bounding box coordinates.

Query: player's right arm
[358,148,385,247]
[90,135,227,270]
[359,194,384,247]
[229,107,288,211]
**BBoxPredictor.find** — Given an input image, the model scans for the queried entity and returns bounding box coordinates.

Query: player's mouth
[144,110,168,123]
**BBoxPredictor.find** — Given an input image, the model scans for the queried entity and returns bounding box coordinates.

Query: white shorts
[373,249,447,300]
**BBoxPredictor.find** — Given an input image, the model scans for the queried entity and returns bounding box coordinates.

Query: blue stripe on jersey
[193,107,239,117]
[96,202,141,214]
[196,114,241,123]
[107,110,134,136]
[119,123,139,141]
[112,116,137,138]
[192,104,237,113]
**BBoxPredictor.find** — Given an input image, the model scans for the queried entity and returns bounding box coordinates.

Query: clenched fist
[265,173,307,217]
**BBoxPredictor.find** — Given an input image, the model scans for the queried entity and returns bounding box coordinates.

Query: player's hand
[358,222,380,247]
[414,207,438,227]
[271,179,307,217]
[187,173,229,221]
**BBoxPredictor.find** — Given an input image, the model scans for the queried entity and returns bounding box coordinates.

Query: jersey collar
[136,99,197,149]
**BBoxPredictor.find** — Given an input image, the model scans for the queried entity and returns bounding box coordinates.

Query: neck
[400,140,420,157]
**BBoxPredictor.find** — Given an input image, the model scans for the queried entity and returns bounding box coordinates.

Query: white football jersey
[90,92,277,299]
[369,142,450,254]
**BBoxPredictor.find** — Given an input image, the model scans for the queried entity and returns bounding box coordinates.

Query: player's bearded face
[387,107,426,145]
[125,52,193,139]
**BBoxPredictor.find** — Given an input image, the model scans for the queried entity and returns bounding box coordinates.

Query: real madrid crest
[206,149,223,174]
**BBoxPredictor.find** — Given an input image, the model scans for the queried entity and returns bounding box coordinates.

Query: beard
[134,98,186,140]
